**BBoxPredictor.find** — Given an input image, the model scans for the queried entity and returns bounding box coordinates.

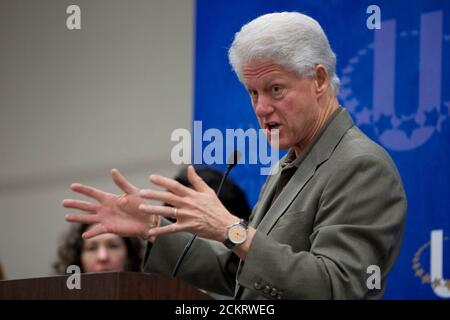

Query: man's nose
[254,95,274,118]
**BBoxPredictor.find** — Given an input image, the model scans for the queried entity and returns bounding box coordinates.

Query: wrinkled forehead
[242,61,299,84]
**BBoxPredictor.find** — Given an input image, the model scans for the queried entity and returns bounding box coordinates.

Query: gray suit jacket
[142,108,407,299]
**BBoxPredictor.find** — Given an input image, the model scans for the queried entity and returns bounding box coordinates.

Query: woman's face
[81,232,128,273]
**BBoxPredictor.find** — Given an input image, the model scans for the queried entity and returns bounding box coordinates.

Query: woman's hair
[228,12,340,95]
[53,223,143,274]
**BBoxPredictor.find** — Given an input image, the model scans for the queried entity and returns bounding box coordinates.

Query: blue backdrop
[193,0,450,299]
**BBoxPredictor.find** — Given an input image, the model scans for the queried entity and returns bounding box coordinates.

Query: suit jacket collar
[250,107,354,234]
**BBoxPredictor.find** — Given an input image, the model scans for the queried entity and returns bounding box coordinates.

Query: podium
[0,272,210,299]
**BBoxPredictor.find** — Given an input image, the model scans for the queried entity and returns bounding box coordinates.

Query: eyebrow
[262,74,284,84]
[246,75,285,92]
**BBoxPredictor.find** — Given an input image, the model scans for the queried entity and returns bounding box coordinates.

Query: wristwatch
[223,219,249,249]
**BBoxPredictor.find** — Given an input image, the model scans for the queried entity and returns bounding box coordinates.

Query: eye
[84,244,97,252]
[108,243,121,250]
[248,89,258,99]
[271,85,284,96]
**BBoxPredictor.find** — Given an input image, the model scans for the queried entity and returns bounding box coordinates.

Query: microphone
[217,150,241,197]
[171,150,241,277]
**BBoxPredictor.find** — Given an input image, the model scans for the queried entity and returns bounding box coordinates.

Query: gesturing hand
[63,169,158,240]
[139,165,239,242]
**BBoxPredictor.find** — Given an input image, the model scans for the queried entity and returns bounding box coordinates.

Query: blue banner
[194,0,450,299]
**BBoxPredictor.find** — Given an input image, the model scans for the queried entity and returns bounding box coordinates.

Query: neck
[293,95,339,157]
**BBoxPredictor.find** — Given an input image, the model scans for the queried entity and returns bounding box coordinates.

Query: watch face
[228,224,247,244]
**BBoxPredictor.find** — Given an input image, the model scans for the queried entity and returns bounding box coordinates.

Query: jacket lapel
[249,162,283,228]
[256,158,316,234]
[256,108,355,235]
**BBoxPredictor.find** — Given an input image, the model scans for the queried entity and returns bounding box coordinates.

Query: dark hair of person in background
[173,166,252,220]
[53,223,143,274]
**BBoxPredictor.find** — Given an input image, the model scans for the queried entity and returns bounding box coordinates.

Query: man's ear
[314,64,329,97]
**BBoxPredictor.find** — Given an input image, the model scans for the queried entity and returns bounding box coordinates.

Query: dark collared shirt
[269,107,342,206]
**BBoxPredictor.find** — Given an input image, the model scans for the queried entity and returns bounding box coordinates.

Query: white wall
[0,0,194,279]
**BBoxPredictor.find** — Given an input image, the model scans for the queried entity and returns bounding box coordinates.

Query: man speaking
[63,12,407,299]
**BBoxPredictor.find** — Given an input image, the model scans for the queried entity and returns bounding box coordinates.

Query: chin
[95,268,116,272]
[268,138,290,150]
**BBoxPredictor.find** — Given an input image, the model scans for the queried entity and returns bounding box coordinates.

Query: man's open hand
[139,165,238,242]
[63,169,158,240]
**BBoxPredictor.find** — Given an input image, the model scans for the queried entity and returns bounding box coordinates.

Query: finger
[148,174,194,197]
[187,165,212,193]
[139,189,183,207]
[139,204,177,218]
[111,168,137,194]
[62,199,99,212]
[71,183,106,202]
[65,213,99,224]
[82,224,108,239]
[147,223,183,237]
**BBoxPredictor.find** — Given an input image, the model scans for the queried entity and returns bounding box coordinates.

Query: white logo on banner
[412,229,450,298]
[340,10,450,151]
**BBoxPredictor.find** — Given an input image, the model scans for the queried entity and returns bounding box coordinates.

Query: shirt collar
[281,107,343,169]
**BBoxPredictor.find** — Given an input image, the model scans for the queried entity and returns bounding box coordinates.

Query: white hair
[228,12,340,95]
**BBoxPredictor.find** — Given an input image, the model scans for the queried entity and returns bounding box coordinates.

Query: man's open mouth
[265,122,280,131]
